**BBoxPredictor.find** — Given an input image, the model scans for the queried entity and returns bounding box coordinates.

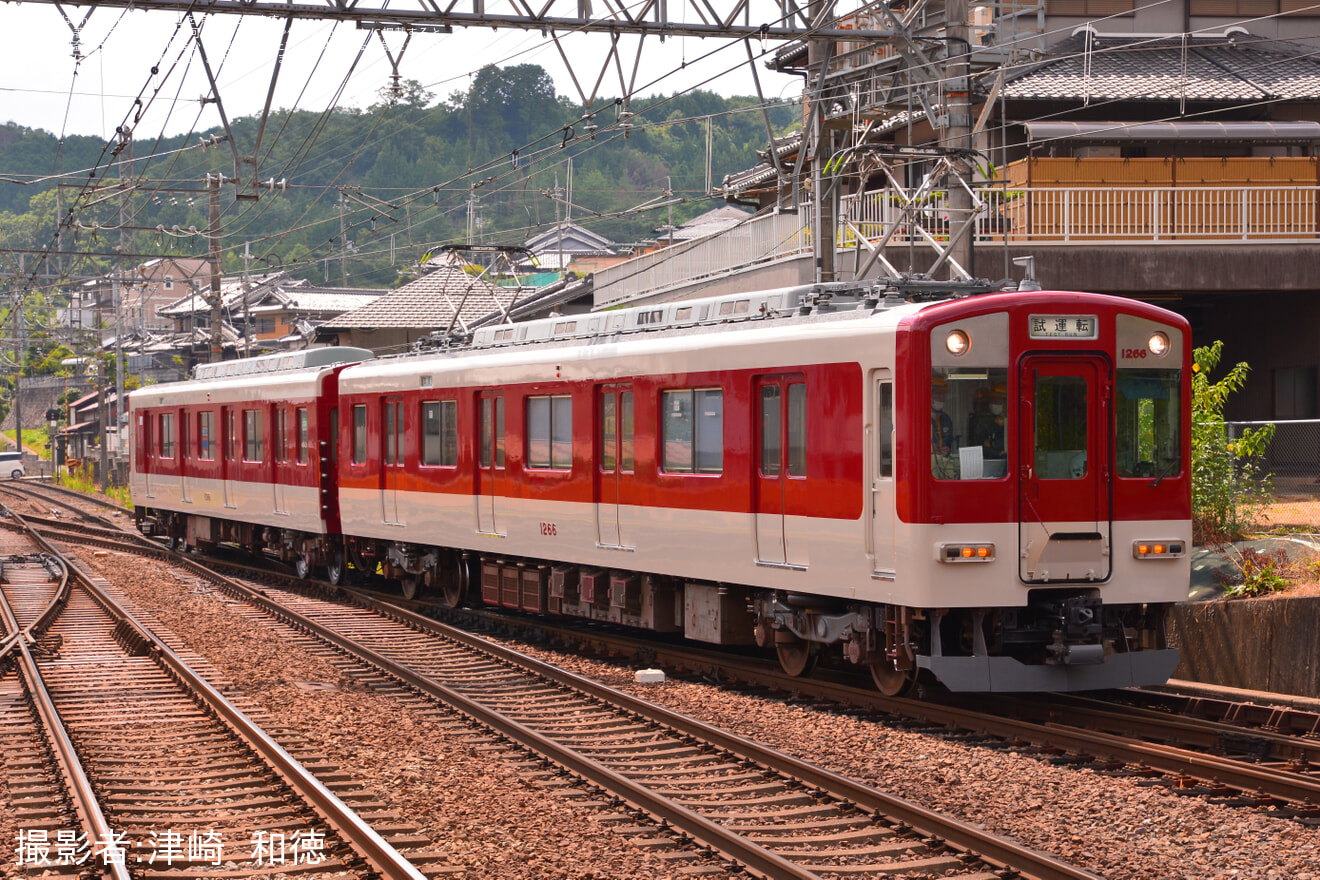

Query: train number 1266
[1121,347,1148,359]
[539,522,558,537]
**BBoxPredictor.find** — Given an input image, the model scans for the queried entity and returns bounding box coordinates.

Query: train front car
[870,291,1189,693]
[129,347,372,580]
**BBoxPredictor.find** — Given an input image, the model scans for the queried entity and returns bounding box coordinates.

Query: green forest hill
[0,64,800,289]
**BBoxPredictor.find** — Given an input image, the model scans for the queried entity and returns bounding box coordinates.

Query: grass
[56,465,132,509]
[2,429,51,460]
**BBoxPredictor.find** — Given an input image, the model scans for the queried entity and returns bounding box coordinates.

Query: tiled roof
[1000,32,1320,103]
[319,266,519,331]
[249,290,383,314]
[524,222,617,255]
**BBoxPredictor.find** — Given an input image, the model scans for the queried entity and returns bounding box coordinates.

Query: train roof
[130,346,373,408]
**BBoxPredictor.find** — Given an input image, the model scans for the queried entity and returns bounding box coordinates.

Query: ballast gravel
[28,500,1312,880]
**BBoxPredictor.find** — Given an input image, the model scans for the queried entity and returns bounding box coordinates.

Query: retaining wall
[1170,597,1320,697]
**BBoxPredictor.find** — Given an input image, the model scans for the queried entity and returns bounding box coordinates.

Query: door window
[1034,375,1089,479]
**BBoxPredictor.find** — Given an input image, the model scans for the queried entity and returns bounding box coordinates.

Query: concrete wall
[1171,598,1320,697]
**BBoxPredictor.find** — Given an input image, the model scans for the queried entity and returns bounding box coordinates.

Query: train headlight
[1148,331,1170,357]
[945,329,970,356]
[1133,540,1185,559]
[938,542,995,562]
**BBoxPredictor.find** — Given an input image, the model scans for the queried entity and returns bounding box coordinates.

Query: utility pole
[943,0,974,278]
[243,241,253,357]
[339,193,349,287]
[207,174,224,363]
[13,305,22,462]
[809,0,837,284]
[116,129,132,474]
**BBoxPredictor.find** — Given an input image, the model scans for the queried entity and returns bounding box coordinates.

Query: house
[522,222,618,272]
[314,265,523,355]
[126,258,212,334]
[157,271,386,357]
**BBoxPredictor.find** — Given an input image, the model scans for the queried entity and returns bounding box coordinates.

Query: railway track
[23,492,1320,826]
[7,487,1102,880]
[0,511,444,879]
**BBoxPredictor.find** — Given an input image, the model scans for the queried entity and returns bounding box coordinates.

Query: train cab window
[1116,369,1181,479]
[198,412,214,461]
[159,413,175,459]
[662,388,723,474]
[352,405,367,464]
[527,395,572,470]
[297,408,309,464]
[932,367,1009,480]
[244,410,264,462]
[422,400,458,467]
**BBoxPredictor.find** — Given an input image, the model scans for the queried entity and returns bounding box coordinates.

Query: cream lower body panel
[340,488,1189,609]
[133,474,326,535]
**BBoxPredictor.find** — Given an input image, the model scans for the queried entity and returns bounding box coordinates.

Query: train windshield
[931,367,1010,480]
[1115,368,1182,479]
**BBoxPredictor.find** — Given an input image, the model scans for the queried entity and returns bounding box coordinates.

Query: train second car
[130,283,1190,694]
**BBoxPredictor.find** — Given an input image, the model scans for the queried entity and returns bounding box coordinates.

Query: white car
[0,451,24,479]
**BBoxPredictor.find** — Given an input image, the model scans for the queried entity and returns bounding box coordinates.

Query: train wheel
[326,551,346,586]
[775,637,818,677]
[294,554,311,580]
[400,574,421,601]
[869,660,915,697]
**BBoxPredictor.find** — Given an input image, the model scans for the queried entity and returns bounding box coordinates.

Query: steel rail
[14,515,428,880]
[128,541,1101,880]
[0,557,132,880]
[166,563,828,879]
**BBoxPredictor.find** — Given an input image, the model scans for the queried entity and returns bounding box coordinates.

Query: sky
[0,5,804,143]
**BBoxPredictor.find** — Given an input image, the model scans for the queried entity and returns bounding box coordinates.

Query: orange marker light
[1138,544,1150,555]
[1154,544,1166,555]
[961,547,974,558]
[977,546,991,558]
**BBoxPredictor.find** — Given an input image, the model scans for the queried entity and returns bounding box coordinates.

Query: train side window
[297,408,309,464]
[244,410,264,462]
[600,394,616,472]
[620,392,634,472]
[662,388,723,474]
[760,386,781,476]
[384,402,398,466]
[878,382,893,478]
[274,408,288,463]
[787,382,806,477]
[422,401,458,467]
[160,413,175,459]
[352,405,367,464]
[527,395,572,470]
[198,412,214,461]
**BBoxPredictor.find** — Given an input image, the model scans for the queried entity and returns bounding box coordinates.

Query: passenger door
[381,398,404,525]
[178,409,191,503]
[755,376,809,568]
[870,373,896,578]
[595,386,634,549]
[1019,354,1111,582]
[477,393,505,536]
[221,407,237,509]
[139,412,154,498]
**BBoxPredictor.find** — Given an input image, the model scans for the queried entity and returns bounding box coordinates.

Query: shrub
[1191,341,1275,543]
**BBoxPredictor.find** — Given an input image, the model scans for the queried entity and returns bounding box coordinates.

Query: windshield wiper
[1149,458,1179,488]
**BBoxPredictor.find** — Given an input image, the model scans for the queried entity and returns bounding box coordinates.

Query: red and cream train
[130,283,1190,694]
